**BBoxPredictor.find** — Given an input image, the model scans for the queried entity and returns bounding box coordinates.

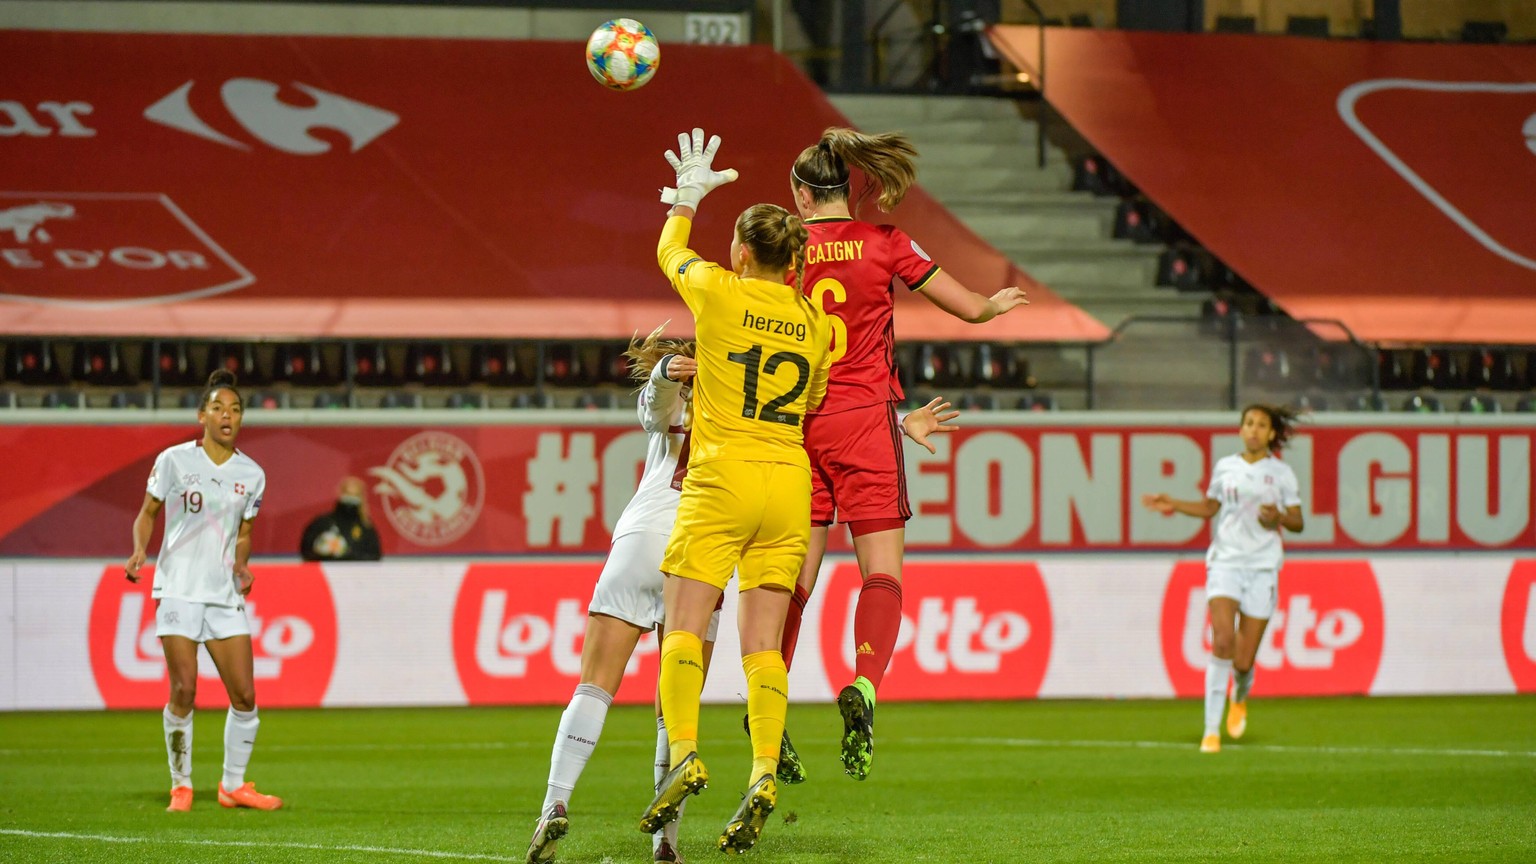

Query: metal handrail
[1020,0,1048,168]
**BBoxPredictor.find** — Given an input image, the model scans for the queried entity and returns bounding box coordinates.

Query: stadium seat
[351,342,397,386]
[405,342,458,385]
[596,343,633,386]
[1199,296,1241,337]
[1474,349,1523,391]
[141,341,195,386]
[1401,393,1443,413]
[957,392,995,410]
[273,342,332,386]
[574,390,620,410]
[312,391,349,409]
[1411,349,1462,390]
[1033,393,1059,411]
[1459,393,1503,414]
[1294,394,1329,412]
[470,342,529,386]
[542,344,588,387]
[110,390,151,409]
[1461,20,1507,43]
[1157,247,1210,292]
[1377,350,1411,390]
[72,341,129,385]
[1071,155,1129,197]
[1112,199,1158,243]
[1348,393,1389,411]
[1214,15,1257,33]
[42,389,84,408]
[1286,16,1330,37]
[510,391,552,409]
[1245,347,1291,386]
[911,343,957,388]
[0,390,16,408]
[178,389,203,409]
[971,343,1028,388]
[1516,395,1536,413]
[206,342,263,385]
[247,390,289,410]
[6,340,63,385]
[378,390,422,409]
[445,391,486,409]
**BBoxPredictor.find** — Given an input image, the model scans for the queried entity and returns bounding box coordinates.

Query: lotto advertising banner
[1,416,1531,557]
[1,555,1529,710]
[989,27,1536,344]
[0,30,1101,343]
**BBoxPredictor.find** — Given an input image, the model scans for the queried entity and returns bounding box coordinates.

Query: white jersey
[146,441,266,607]
[1204,453,1300,570]
[610,359,688,539]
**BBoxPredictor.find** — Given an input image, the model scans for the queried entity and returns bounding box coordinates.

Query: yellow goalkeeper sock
[659,630,704,766]
[742,649,788,783]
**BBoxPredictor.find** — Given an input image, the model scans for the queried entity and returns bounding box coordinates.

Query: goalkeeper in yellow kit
[638,128,832,855]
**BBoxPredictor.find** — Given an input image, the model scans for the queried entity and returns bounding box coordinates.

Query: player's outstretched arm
[901,397,960,455]
[1141,493,1220,520]
[125,493,163,582]
[919,271,1029,324]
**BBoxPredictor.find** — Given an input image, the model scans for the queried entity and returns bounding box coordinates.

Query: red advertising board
[0,30,1101,343]
[1159,560,1384,697]
[1,419,1531,556]
[988,27,1536,344]
[5,555,1528,710]
[87,563,337,709]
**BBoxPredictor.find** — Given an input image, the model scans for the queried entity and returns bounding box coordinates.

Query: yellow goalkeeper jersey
[658,214,831,470]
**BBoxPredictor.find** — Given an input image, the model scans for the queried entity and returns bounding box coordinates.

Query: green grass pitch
[2,696,1532,862]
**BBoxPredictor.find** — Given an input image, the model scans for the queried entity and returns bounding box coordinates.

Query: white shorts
[154,596,251,642]
[1206,566,1279,620]
[590,532,721,642]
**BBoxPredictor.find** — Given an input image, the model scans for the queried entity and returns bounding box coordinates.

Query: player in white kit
[1142,404,1304,753]
[526,325,959,864]
[124,369,283,812]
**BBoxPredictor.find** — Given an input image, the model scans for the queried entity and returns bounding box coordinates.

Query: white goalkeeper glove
[660,127,738,209]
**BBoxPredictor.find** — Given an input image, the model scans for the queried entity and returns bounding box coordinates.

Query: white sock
[651,716,686,850]
[542,683,612,812]
[1233,665,1255,703]
[163,706,193,788]
[1205,657,1233,736]
[222,707,260,791]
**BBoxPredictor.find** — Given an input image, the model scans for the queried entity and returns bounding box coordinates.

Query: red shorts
[803,401,911,526]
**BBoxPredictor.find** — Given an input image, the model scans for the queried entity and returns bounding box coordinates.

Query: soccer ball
[586,18,660,92]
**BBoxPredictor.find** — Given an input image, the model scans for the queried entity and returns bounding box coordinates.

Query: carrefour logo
[144,78,399,154]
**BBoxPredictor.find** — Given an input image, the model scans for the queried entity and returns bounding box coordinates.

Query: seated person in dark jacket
[300,476,382,561]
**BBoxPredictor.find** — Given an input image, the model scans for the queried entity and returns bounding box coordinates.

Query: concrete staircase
[828,93,1207,330]
[828,93,1224,408]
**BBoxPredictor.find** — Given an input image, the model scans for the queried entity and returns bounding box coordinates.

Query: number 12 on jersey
[728,344,809,425]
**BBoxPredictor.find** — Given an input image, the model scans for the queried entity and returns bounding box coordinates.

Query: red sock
[852,574,902,691]
[779,585,810,671]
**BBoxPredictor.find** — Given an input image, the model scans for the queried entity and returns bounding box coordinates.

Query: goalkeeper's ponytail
[736,204,807,284]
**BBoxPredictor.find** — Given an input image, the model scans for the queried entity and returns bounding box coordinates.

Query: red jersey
[800,217,940,414]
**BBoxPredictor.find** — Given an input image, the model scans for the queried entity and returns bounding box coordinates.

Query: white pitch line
[3,736,1528,760]
[910,737,1536,759]
[0,739,652,757]
[0,828,515,861]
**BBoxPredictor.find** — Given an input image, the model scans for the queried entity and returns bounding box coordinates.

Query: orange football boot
[166,786,193,812]
[218,781,283,810]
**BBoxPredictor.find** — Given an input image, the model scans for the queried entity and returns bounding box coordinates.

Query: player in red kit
[781,128,1030,781]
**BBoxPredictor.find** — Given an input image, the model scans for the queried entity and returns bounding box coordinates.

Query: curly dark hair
[1241,403,1302,453]
[198,368,242,411]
